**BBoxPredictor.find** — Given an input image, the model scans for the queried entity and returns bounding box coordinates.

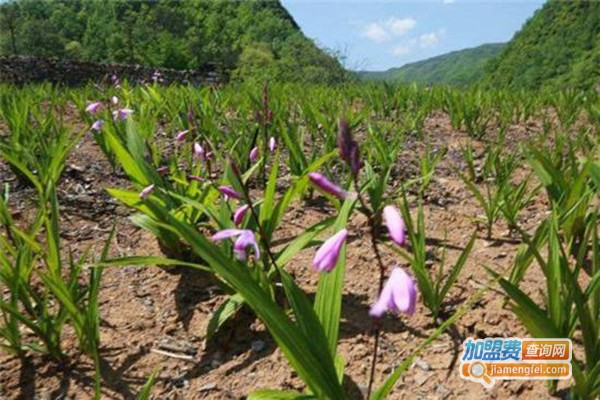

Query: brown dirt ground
[0,108,580,400]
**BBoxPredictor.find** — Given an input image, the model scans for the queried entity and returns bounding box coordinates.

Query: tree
[0,2,21,54]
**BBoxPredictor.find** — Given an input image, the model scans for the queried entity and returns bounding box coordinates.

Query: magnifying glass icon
[469,361,492,385]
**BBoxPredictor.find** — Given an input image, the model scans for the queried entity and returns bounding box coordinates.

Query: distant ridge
[483,0,600,90]
[358,43,505,86]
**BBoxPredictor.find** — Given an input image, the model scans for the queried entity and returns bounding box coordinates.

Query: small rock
[412,358,430,371]
[199,383,217,392]
[413,371,429,386]
[251,340,266,353]
[435,383,451,397]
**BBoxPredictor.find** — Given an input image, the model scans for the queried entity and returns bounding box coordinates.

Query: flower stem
[351,169,387,399]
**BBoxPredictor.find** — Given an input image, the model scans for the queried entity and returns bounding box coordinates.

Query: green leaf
[100,256,210,272]
[275,217,334,266]
[260,150,280,230]
[372,276,496,400]
[439,232,476,303]
[206,294,245,341]
[313,198,355,356]
[248,390,316,400]
[136,370,159,400]
[104,128,150,185]
[142,199,345,399]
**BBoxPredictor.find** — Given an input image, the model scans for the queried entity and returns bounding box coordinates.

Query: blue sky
[280,0,545,71]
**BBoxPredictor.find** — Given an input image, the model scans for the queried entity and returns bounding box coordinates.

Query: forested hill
[483,0,600,90]
[0,0,347,84]
[359,43,505,87]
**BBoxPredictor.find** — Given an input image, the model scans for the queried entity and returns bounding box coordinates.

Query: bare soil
[0,110,572,400]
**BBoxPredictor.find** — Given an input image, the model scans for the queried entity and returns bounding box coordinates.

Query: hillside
[0,0,347,84]
[484,0,600,90]
[359,43,505,87]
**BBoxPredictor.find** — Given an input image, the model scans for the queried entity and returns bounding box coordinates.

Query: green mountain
[0,0,347,84]
[484,0,600,90]
[359,43,505,86]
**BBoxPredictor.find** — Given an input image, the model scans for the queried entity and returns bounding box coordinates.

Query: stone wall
[0,56,224,86]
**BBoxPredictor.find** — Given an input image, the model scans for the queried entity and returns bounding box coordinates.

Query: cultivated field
[0,82,598,399]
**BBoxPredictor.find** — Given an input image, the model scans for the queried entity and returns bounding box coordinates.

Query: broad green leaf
[206,294,245,341]
[275,217,334,266]
[142,199,345,399]
[313,198,355,356]
[372,276,496,400]
[248,390,316,400]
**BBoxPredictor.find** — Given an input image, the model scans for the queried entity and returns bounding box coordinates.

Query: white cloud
[391,29,445,57]
[362,17,416,43]
[392,45,412,56]
[387,17,417,36]
[391,39,417,56]
[443,0,455,4]
[418,29,445,47]
[419,32,439,47]
[362,23,389,42]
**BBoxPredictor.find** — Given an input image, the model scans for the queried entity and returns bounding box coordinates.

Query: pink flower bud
[249,147,259,162]
[193,143,205,160]
[369,267,417,317]
[313,229,348,272]
[383,205,407,246]
[139,184,155,199]
[156,166,169,176]
[91,120,104,131]
[212,229,260,261]
[233,204,250,225]
[218,186,241,200]
[269,137,276,153]
[175,130,189,142]
[113,108,133,120]
[338,118,360,175]
[111,96,119,105]
[86,102,102,114]
[308,172,346,200]
[187,175,202,182]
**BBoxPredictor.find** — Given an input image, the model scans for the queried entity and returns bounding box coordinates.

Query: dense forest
[359,43,505,87]
[0,0,348,84]
[484,0,600,90]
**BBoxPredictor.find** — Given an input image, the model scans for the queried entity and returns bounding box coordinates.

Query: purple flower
[337,118,360,175]
[139,184,155,199]
[308,172,346,200]
[91,120,104,131]
[187,175,202,182]
[233,204,250,225]
[269,137,276,153]
[249,147,259,162]
[218,186,242,200]
[193,143,206,160]
[369,267,417,317]
[113,108,133,120]
[86,102,102,114]
[175,130,189,142]
[383,205,407,246]
[156,166,169,176]
[313,229,348,272]
[212,229,260,261]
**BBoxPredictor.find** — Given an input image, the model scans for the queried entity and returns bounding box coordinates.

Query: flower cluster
[306,118,416,318]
